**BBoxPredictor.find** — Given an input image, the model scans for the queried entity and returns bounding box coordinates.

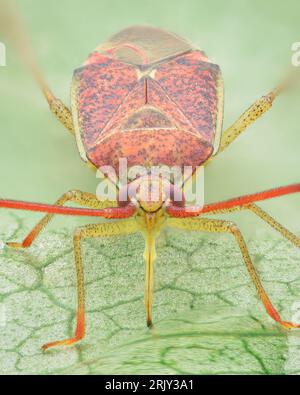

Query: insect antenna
[167,183,300,217]
[0,199,136,218]
[0,0,54,102]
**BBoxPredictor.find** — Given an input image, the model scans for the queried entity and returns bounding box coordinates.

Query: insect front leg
[6,190,117,248]
[42,220,138,351]
[168,216,300,329]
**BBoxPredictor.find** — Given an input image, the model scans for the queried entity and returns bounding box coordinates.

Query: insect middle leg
[42,220,138,351]
[203,203,300,248]
[7,190,117,248]
[168,217,300,329]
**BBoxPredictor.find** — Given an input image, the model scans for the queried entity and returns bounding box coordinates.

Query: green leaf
[0,213,300,374]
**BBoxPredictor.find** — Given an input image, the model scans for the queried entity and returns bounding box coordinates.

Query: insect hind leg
[168,216,300,329]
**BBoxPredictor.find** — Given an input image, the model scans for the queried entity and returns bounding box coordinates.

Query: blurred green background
[0,0,300,375]
[0,0,299,236]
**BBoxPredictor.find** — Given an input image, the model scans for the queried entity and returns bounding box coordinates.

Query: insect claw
[279,320,300,330]
[6,242,24,249]
[41,336,82,351]
[147,319,153,328]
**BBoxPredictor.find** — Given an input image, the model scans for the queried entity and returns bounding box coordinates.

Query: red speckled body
[71,26,224,178]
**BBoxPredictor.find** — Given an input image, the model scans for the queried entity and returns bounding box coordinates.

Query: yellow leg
[218,78,288,154]
[49,98,74,134]
[42,219,138,351]
[168,217,300,329]
[7,190,117,248]
[202,203,300,249]
[248,204,300,248]
[143,233,156,327]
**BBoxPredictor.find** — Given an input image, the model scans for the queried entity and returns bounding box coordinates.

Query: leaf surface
[1,214,300,374]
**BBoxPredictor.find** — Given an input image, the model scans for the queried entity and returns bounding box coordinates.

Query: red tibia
[42,308,85,351]
[75,308,85,338]
[262,295,300,329]
[0,199,136,218]
[167,183,300,218]
[262,295,281,322]
[23,231,38,248]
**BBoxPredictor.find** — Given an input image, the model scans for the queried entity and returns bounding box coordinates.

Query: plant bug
[0,3,300,351]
